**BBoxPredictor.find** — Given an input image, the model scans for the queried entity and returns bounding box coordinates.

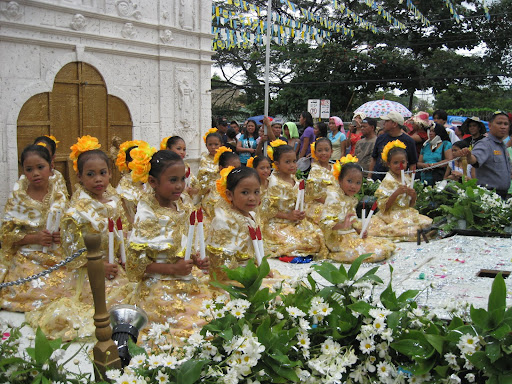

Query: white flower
[297,332,310,350]
[381,328,394,342]
[230,307,246,319]
[147,354,165,368]
[349,365,366,382]
[369,308,391,319]
[359,338,375,354]
[286,306,306,318]
[465,373,475,382]
[321,338,341,356]
[376,341,388,358]
[129,354,146,367]
[201,299,215,311]
[188,331,204,346]
[376,361,392,379]
[50,348,66,362]
[162,354,178,369]
[212,309,226,319]
[444,352,457,365]
[447,373,461,383]
[457,333,478,354]
[299,318,311,331]
[156,371,169,383]
[373,318,386,334]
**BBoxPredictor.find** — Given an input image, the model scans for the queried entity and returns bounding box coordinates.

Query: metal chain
[364,157,461,175]
[0,248,86,289]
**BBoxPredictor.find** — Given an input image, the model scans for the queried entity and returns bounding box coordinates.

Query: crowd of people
[0,108,510,339]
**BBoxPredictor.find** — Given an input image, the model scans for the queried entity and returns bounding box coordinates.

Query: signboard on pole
[320,99,330,119]
[308,99,320,118]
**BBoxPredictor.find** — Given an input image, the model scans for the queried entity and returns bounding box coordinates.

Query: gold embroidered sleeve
[0,221,26,262]
[60,216,89,269]
[375,178,396,213]
[260,187,280,220]
[306,173,329,202]
[126,246,154,282]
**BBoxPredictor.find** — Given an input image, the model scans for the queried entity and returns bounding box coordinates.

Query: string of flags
[332,0,379,33]
[359,0,406,30]
[442,0,462,23]
[402,0,430,26]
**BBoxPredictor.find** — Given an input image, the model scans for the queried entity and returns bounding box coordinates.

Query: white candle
[248,226,262,265]
[400,163,405,185]
[256,226,264,264]
[116,217,127,264]
[197,209,206,260]
[42,211,54,253]
[51,210,62,251]
[409,173,415,189]
[108,218,114,264]
[360,201,378,238]
[184,211,196,261]
[361,205,367,230]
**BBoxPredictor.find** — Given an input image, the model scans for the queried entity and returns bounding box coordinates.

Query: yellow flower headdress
[266,139,287,161]
[128,143,158,183]
[333,154,359,180]
[44,135,60,148]
[214,146,232,165]
[160,136,171,150]
[203,128,218,143]
[246,156,255,168]
[310,143,318,160]
[69,135,102,173]
[216,166,235,203]
[37,142,47,148]
[116,140,146,172]
[381,140,406,163]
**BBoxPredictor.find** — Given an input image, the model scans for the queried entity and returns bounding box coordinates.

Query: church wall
[0,0,213,210]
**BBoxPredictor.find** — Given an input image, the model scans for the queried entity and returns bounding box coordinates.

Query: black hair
[33,136,56,157]
[149,150,184,179]
[386,146,407,163]
[244,119,259,138]
[227,128,237,139]
[315,122,328,138]
[300,111,314,128]
[489,112,509,123]
[253,156,271,168]
[20,144,51,167]
[338,162,363,182]
[226,167,260,193]
[273,144,296,163]
[206,132,223,144]
[230,121,239,127]
[166,136,185,149]
[219,151,240,168]
[433,110,448,121]
[452,140,469,150]
[77,149,110,175]
[125,146,138,164]
[314,137,332,150]
[217,118,228,127]
[364,117,377,129]
[433,123,450,142]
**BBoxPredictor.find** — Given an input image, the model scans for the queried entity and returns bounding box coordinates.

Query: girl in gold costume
[319,158,395,263]
[164,135,199,201]
[115,140,148,224]
[305,138,340,224]
[196,129,222,217]
[247,155,271,191]
[206,166,263,281]
[28,137,137,340]
[261,141,326,258]
[127,150,209,333]
[368,140,432,241]
[0,144,71,312]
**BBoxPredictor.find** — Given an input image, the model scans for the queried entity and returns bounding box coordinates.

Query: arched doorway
[17,62,133,193]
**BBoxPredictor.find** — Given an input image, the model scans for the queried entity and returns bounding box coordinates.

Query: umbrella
[246,115,273,125]
[353,100,412,119]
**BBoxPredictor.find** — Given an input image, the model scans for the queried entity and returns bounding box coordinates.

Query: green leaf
[491,324,511,340]
[488,273,506,312]
[448,317,464,330]
[424,334,444,355]
[466,351,493,371]
[312,262,346,285]
[176,359,209,384]
[267,354,300,382]
[410,357,436,376]
[347,253,371,280]
[34,327,53,365]
[391,339,430,359]
[398,290,420,303]
[348,301,372,316]
[498,375,512,384]
[387,312,400,330]
[471,306,490,330]
[434,364,449,377]
[486,341,502,363]
[127,338,147,358]
[380,281,399,311]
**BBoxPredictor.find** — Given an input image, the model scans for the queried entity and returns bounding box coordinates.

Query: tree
[212,0,511,116]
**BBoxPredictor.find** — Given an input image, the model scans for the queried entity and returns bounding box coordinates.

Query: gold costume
[27,184,136,340]
[206,200,260,281]
[368,173,432,241]
[0,175,72,312]
[196,153,219,219]
[116,173,145,224]
[305,162,339,224]
[319,189,395,263]
[127,193,210,333]
[261,173,326,258]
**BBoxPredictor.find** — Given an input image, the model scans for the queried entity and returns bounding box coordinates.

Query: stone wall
[0,0,212,209]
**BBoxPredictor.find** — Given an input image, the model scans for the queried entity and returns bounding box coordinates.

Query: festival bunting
[359,0,406,30]
[332,0,379,33]
[442,0,461,23]
[403,0,430,26]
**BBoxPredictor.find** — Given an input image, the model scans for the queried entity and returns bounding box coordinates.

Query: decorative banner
[482,0,491,20]
[442,0,461,23]
[403,0,430,26]
[360,0,406,30]
[332,0,379,33]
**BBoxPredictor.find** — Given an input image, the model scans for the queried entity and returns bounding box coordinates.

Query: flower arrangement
[266,139,287,161]
[246,156,255,168]
[128,143,158,183]
[2,256,512,383]
[213,146,232,165]
[310,142,318,160]
[216,166,234,203]
[160,136,171,150]
[381,140,406,163]
[333,155,359,180]
[116,140,146,172]
[69,135,101,173]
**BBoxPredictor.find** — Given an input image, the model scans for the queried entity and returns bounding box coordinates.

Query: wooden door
[17,62,133,193]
